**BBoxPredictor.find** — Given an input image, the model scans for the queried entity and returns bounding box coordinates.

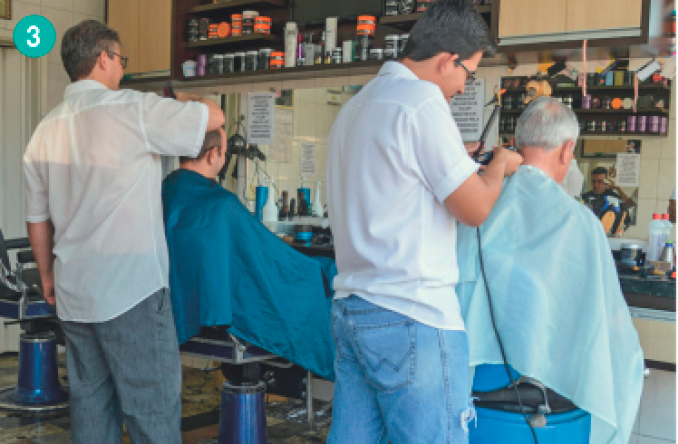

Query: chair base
[218,380,267,444]
[0,386,69,413]
[0,332,69,413]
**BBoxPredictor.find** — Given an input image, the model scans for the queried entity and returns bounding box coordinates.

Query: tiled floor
[0,354,330,444]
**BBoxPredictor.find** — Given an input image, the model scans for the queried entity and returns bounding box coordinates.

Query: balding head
[515,97,580,184]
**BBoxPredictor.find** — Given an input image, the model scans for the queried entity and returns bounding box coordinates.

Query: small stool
[218,380,267,444]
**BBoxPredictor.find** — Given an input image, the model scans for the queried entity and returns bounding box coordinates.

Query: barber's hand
[41,272,56,307]
[464,142,481,157]
[493,146,523,177]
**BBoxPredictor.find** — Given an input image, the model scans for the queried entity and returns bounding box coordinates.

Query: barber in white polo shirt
[326,2,522,443]
[23,21,224,444]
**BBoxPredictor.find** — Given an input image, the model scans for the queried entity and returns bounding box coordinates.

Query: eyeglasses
[105,50,128,70]
[455,59,476,84]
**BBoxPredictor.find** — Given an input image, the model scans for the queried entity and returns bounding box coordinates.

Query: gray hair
[61,20,120,82]
[515,97,580,151]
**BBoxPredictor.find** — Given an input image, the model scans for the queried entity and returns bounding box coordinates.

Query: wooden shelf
[500,131,668,138]
[178,59,385,83]
[501,108,669,115]
[187,0,287,14]
[184,34,282,48]
[501,84,672,93]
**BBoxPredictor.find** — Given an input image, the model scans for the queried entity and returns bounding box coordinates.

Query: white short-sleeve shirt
[23,80,208,322]
[326,61,480,330]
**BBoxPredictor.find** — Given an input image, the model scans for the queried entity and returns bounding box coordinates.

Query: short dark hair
[180,130,224,163]
[591,167,608,176]
[61,20,120,82]
[401,0,496,62]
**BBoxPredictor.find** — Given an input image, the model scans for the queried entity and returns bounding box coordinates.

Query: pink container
[637,115,647,133]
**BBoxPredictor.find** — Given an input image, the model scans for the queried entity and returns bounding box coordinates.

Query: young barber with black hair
[326,1,522,442]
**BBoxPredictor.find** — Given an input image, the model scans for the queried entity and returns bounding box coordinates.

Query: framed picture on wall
[0,0,10,20]
[580,139,642,158]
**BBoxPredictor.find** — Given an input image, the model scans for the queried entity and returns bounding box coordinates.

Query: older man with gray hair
[455,97,644,444]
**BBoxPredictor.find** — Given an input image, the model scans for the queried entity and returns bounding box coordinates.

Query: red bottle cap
[662,214,670,220]
[653,213,661,219]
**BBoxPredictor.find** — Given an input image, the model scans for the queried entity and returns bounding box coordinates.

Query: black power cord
[476,228,540,444]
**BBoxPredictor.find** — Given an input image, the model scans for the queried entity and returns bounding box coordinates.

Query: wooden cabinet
[498,0,644,38]
[498,0,566,38]
[108,0,171,74]
[138,0,172,73]
[633,318,676,364]
[108,0,140,73]
[566,0,643,32]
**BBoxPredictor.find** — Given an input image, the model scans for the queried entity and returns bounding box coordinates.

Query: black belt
[472,376,578,415]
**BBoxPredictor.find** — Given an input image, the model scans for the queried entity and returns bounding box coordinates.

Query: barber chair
[470,365,591,443]
[0,229,68,412]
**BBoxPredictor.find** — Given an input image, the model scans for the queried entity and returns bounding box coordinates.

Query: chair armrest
[17,250,35,265]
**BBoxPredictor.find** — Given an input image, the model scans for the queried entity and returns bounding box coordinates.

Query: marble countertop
[619,275,676,298]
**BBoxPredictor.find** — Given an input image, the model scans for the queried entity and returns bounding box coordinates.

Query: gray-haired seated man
[456,97,644,444]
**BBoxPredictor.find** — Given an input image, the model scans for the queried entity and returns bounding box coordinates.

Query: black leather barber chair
[0,229,68,412]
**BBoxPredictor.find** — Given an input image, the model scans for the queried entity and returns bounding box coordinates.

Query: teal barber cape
[162,169,335,380]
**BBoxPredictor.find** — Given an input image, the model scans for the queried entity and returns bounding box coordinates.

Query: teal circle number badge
[13,15,57,58]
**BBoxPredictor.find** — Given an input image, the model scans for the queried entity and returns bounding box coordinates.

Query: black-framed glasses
[106,50,128,69]
[455,59,476,83]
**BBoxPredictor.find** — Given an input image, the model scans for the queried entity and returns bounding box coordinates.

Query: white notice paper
[449,79,485,142]
[300,143,317,176]
[615,153,640,187]
[247,92,276,144]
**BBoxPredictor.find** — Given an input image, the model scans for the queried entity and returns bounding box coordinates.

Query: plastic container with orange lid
[270,51,285,69]
[356,24,376,36]
[217,22,231,38]
[357,15,377,26]
[254,24,270,34]
[255,16,271,26]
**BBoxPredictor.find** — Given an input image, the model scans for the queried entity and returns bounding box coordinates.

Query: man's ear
[438,52,457,75]
[560,140,575,165]
[206,148,218,166]
[97,50,110,72]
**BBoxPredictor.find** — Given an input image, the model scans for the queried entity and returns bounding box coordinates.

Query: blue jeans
[328,295,474,444]
[60,288,182,444]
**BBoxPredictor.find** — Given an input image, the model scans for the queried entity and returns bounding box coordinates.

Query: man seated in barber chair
[161,128,335,381]
[581,166,633,235]
[456,98,644,444]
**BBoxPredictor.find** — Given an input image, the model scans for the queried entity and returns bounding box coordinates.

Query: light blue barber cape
[162,170,336,380]
[456,165,644,444]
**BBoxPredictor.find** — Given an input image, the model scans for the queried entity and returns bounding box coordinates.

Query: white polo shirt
[23,80,208,322]
[326,61,479,330]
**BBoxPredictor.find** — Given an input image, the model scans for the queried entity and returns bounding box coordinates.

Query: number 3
[27,25,40,48]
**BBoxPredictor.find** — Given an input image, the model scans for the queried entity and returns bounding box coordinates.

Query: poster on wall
[247,92,275,145]
[0,1,10,19]
[270,108,293,163]
[449,78,485,142]
[300,143,316,176]
[615,153,641,188]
